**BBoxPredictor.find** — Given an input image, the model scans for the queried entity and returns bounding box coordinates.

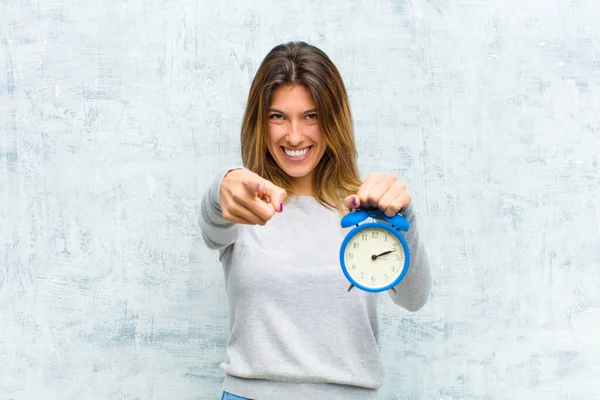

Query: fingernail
[257,185,261,193]
[352,197,357,207]
[279,202,283,212]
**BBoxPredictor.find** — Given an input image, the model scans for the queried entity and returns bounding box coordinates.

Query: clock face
[342,226,406,290]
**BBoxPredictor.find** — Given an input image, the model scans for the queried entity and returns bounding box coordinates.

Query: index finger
[248,178,287,212]
[357,172,385,207]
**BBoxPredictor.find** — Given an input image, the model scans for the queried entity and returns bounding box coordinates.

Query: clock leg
[390,287,397,294]
[347,284,354,292]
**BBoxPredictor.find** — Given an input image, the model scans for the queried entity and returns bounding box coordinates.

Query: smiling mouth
[282,146,312,159]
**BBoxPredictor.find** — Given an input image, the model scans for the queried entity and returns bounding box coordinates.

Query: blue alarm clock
[339,209,410,293]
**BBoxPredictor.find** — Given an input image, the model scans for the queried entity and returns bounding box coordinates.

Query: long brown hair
[241,41,362,212]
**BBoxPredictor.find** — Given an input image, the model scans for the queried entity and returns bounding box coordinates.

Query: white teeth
[284,147,310,158]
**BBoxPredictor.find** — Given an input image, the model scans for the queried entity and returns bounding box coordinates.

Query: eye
[306,113,318,120]
[269,113,284,120]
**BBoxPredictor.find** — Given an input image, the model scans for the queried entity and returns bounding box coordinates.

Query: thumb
[344,194,360,209]
[257,180,287,212]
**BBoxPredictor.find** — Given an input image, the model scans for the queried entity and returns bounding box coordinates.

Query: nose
[286,121,303,146]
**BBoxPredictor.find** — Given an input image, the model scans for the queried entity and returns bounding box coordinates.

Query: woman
[200,41,432,400]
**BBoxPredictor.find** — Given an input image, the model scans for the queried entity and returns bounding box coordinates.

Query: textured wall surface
[1,0,599,399]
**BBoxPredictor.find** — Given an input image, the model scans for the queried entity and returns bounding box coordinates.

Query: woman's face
[266,84,327,195]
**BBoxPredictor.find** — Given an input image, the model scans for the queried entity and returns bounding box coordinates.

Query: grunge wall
[1,0,599,399]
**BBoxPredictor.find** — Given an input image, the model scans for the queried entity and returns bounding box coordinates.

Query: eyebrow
[268,108,317,115]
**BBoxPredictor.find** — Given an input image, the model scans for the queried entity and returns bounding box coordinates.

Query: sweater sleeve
[199,167,243,250]
[388,203,432,311]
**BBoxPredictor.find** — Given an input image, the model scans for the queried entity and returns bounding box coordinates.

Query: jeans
[221,392,250,400]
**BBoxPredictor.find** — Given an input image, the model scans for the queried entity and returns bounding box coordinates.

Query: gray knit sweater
[199,168,432,400]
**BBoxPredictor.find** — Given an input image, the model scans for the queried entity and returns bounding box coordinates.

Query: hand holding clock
[343,172,411,216]
[339,172,412,293]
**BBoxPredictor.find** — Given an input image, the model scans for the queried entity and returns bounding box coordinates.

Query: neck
[290,174,314,197]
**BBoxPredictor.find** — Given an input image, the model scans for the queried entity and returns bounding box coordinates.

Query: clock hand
[371,249,397,260]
